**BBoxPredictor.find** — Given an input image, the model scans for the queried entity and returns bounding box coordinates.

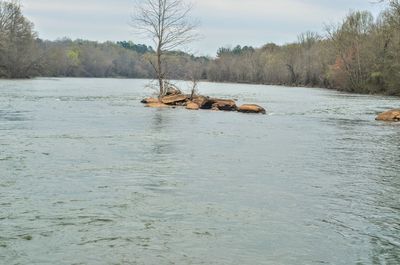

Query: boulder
[238,104,266,114]
[376,109,400,122]
[186,102,200,110]
[161,94,188,105]
[209,99,237,111]
[191,95,209,109]
[145,102,169,108]
[141,97,160,104]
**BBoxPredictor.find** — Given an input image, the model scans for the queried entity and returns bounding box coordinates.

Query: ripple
[0,110,31,122]
[1,78,399,265]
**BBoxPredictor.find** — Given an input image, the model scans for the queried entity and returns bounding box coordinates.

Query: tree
[116,41,153,54]
[377,0,400,95]
[326,11,374,91]
[132,0,198,97]
[297,32,322,86]
[0,0,39,78]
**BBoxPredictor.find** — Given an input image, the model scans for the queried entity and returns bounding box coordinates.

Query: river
[0,78,399,264]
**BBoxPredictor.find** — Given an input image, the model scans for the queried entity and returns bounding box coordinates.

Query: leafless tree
[186,60,202,99]
[132,0,198,97]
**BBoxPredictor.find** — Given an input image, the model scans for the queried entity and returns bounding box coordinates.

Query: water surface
[0,78,399,264]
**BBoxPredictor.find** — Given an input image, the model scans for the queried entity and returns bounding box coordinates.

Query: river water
[0,78,399,265]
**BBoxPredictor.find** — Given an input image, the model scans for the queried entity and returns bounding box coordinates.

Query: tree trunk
[157,46,164,97]
[286,64,297,84]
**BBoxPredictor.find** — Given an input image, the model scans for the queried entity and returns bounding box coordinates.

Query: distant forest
[1,0,400,95]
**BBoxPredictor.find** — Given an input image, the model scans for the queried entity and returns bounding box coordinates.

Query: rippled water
[0,78,399,265]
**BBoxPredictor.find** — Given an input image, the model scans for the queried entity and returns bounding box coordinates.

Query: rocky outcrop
[376,109,400,122]
[191,95,209,109]
[186,102,200,110]
[238,104,266,114]
[209,99,237,111]
[141,93,266,115]
[161,94,188,105]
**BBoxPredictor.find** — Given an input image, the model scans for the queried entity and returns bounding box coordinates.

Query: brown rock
[192,95,209,109]
[141,97,160,104]
[161,94,188,105]
[186,102,200,110]
[210,99,237,111]
[238,104,266,114]
[145,102,169,108]
[376,109,400,122]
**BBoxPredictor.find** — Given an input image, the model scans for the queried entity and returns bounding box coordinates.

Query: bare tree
[186,60,202,99]
[326,11,374,91]
[132,0,198,97]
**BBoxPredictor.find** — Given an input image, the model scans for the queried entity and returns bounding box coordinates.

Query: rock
[211,106,219,111]
[238,104,266,114]
[165,87,181,96]
[161,94,188,105]
[376,109,400,122]
[145,102,169,108]
[186,102,200,110]
[191,95,209,109]
[141,97,160,104]
[210,99,237,111]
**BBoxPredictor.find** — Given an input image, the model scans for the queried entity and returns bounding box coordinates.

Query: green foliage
[217,45,255,57]
[67,49,80,65]
[116,41,153,54]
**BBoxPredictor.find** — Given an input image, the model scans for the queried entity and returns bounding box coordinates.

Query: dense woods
[0,0,400,95]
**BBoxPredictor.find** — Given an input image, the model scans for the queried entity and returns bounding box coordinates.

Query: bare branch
[132,0,198,96]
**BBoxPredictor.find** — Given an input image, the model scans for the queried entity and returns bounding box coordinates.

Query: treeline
[208,1,400,95]
[1,0,400,95]
[37,39,154,78]
[37,39,210,79]
[0,1,207,79]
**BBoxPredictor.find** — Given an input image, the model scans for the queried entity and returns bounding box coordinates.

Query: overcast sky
[22,0,386,56]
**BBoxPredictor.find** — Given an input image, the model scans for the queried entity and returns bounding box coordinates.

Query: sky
[22,0,387,56]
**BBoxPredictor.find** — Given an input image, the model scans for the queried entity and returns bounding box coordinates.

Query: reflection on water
[150,111,172,155]
[0,78,399,265]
